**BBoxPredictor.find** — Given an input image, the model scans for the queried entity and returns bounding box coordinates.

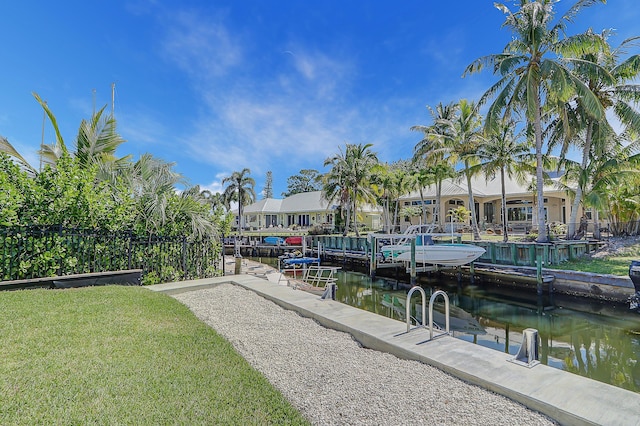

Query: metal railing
[0,225,221,283]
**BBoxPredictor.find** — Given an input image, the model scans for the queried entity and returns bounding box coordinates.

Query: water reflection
[251,257,640,393]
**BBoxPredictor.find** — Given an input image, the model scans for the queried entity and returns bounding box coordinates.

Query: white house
[236,190,383,232]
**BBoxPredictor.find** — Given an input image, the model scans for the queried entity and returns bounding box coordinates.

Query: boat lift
[368,231,462,284]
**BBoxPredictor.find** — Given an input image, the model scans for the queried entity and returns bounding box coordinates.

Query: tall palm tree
[222,168,256,236]
[550,31,640,238]
[412,102,457,230]
[411,161,434,226]
[471,119,533,241]
[464,0,607,242]
[441,100,485,240]
[323,143,379,237]
[370,163,394,233]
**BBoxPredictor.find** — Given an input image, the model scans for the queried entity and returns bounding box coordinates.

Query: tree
[125,154,187,237]
[412,102,458,230]
[1,93,130,179]
[410,163,434,227]
[282,169,322,197]
[465,0,607,242]
[550,31,640,238]
[323,143,379,237]
[471,119,533,241]
[222,168,256,236]
[441,100,485,240]
[262,171,274,199]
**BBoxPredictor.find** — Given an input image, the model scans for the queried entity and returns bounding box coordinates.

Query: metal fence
[0,225,221,284]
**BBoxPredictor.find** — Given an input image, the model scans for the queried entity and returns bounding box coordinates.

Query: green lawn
[0,286,309,425]
[546,246,640,276]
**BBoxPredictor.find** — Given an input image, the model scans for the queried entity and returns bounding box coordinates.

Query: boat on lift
[395,244,486,267]
[379,224,485,267]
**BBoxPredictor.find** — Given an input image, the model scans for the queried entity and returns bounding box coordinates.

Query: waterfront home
[235,190,383,232]
[398,173,592,234]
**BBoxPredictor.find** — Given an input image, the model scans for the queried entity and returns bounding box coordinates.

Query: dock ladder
[405,286,450,340]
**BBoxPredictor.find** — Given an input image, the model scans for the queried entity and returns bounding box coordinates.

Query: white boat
[379,224,437,260]
[395,243,486,266]
[379,224,485,267]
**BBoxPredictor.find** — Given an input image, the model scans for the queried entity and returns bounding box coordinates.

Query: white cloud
[161,10,243,79]
[200,172,228,195]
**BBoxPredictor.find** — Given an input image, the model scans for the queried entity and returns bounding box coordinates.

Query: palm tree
[412,102,457,230]
[441,100,485,240]
[464,0,607,242]
[471,119,533,241]
[370,163,394,233]
[125,153,186,237]
[550,31,640,238]
[323,143,379,237]
[222,168,256,236]
[1,93,130,177]
[411,161,434,226]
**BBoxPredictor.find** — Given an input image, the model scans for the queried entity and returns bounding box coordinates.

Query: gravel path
[175,284,556,425]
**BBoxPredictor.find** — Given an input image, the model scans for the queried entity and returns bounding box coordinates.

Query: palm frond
[0,135,37,176]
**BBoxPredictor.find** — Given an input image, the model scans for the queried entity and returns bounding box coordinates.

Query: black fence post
[127,230,133,270]
[182,236,188,279]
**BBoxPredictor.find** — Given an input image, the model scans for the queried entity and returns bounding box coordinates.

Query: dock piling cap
[509,328,540,368]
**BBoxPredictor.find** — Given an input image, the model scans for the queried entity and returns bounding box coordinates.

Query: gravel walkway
[175,284,556,425]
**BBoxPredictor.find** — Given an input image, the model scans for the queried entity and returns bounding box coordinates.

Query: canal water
[251,257,640,393]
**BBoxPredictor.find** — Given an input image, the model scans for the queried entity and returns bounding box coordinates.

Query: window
[507,207,532,222]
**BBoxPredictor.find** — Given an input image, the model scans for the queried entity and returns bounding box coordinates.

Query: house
[398,173,586,233]
[236,191,383,232]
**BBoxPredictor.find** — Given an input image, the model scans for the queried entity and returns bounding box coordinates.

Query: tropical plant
[549,30,640,238]
[125,154,186,237]
[441,100,485,240]
[323,143,379,236]
[471,119,534,241]
[464,0,607,242]
[412,102,458,230]
[410,161,435,226]
[222,168,256,236]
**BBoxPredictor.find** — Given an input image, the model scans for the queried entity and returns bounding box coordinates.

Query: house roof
[400,174,564,200]
[240,190,382,215]
[243,198,283,214]
[281,191,333,213]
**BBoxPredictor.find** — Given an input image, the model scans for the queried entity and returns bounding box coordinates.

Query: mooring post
[369,235,377,278]
[536,254,543,295]
[410,238,416,286]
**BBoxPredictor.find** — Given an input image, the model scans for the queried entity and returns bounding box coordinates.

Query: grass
[0,286,309,425]
[460,232,640,276]
[546,243,640,276]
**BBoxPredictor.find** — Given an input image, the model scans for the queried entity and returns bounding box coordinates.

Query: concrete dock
[150,270,640,425]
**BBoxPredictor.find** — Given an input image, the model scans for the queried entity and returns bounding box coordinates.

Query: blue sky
[1,0,638,198]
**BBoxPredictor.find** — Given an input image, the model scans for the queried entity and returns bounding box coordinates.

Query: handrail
[429,290,450,340]
[406,286,426,333]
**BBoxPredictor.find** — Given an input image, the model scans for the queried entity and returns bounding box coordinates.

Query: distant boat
[285,236,303,245]
[380,224,485,267]
[264,236,285,245]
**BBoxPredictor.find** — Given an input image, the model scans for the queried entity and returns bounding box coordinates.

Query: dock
[150,274,640,425]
